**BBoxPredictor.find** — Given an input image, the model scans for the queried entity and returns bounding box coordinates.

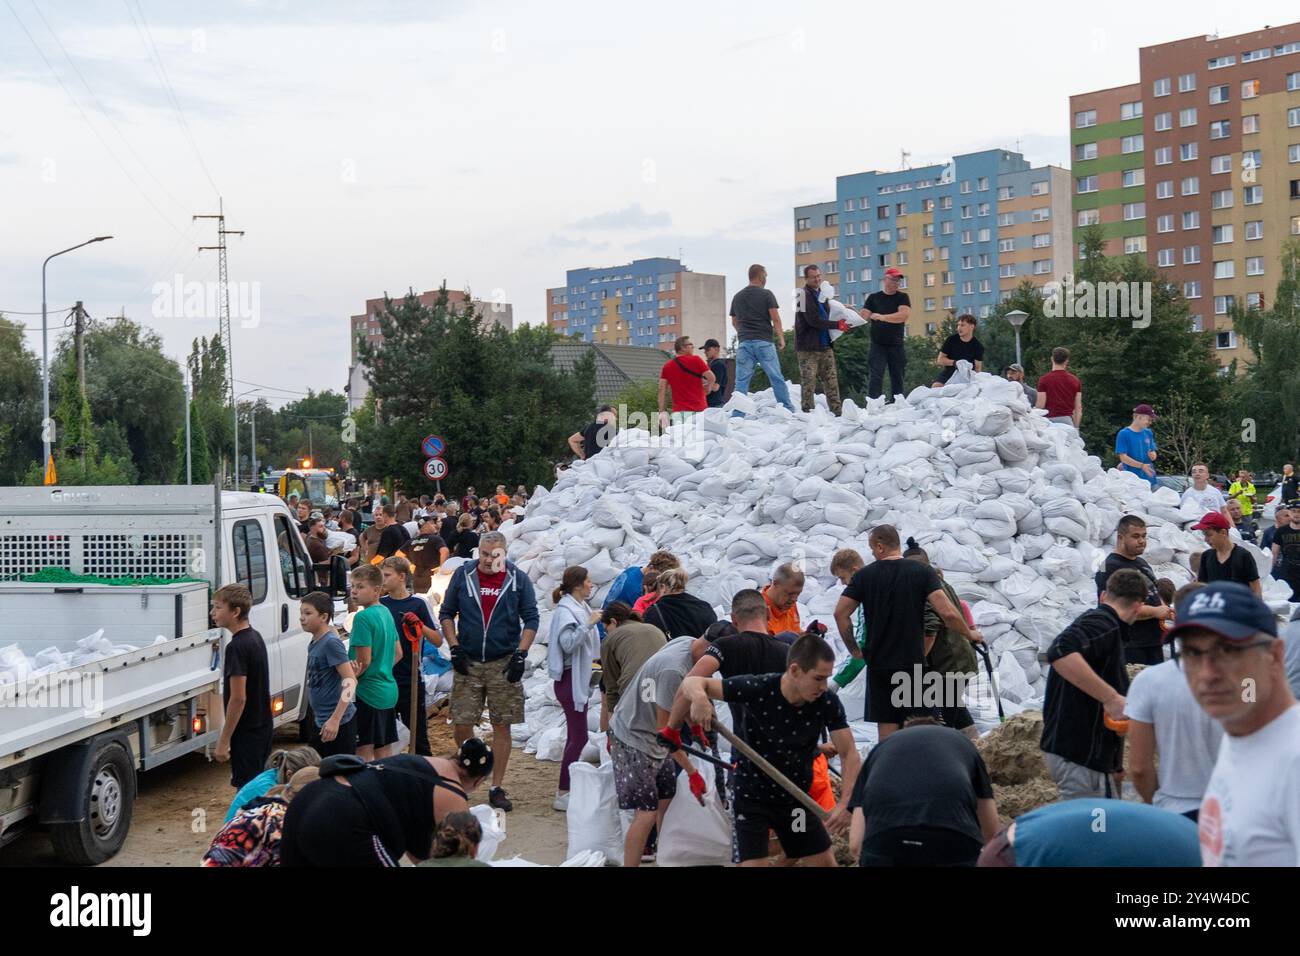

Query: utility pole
[74,301,87,469]
[184,360,192,485]
[194,198,244,488]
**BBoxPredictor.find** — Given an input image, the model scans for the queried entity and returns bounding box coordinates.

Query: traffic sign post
[423,456,447,481]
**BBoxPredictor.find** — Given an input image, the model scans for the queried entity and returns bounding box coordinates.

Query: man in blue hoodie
[439,530,539,811]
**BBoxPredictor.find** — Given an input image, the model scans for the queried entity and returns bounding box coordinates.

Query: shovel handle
[712,723,829,822]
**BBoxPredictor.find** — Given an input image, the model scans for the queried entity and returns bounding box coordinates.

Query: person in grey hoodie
[439,531,539,812]
[547,566,603,811]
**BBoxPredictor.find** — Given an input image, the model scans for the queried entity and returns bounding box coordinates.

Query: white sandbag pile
[0,629,171,688]
[509,371,1296,725]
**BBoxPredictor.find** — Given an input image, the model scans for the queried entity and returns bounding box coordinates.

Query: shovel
[401,615,423,755]
[713,723,829,823]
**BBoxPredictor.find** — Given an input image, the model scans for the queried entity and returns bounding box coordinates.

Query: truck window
[231,519,269,604]
[274,513,309,598]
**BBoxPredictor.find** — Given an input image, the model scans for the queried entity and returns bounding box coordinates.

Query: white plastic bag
[566,761,624,863]
[470,803,506,862]
[656,758,733,867]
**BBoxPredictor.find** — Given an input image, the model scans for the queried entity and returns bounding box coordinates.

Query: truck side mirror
[329,555,349,599]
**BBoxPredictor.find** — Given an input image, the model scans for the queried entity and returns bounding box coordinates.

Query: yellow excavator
[267,459,342,509]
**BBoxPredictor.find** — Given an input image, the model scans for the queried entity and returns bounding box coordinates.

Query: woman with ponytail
[547,566,602,811]
[417,811,489,867]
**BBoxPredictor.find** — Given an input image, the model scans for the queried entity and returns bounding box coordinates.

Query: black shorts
[858,825,982,867]
[731,797,831,863]
[1125,643,1165,666]
[311,713,358,758]
[229,725,273,789]
[867,667,912,725]
[355,699,398,748]
[280,779,399,866]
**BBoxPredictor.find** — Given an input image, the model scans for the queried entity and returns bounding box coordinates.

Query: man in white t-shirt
[1169,581,1300,866]
[1126,648,1224,819]
[1181,463,1228,517]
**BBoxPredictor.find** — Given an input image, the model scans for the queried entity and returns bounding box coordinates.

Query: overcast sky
[2,0,1294,404]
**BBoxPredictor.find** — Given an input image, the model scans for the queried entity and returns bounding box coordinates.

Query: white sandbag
[470,803,506,862]
[657,758,732,867]
[566,761,624,863]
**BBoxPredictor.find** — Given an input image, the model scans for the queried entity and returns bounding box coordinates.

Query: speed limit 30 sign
[423,457,448,480]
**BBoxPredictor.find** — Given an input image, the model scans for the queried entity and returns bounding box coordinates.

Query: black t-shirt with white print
[721,673,847,803]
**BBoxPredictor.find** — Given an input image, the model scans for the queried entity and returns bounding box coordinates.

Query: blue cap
[1168,581,1276,642]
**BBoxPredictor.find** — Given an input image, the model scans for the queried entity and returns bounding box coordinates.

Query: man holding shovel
[671,631,860,866]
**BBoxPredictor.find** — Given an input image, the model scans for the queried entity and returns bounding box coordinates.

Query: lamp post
[42,236,112,477]
[1005,309,1028,369]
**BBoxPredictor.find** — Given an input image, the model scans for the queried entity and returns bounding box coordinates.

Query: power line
[0,306,76,315]
[235,378,313,396]
[28,1,188,212]
[124,0,220,197]
[3,0,186,239]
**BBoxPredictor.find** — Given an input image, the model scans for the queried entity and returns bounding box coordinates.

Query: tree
[187,335,233,480]
[353,288,596,494]
[0,317,43,484]
[266,390,349,471]
[610,379,658,424]
[174,399,213,484]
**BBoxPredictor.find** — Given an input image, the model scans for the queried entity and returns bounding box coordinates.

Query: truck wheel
[49,739,135,866]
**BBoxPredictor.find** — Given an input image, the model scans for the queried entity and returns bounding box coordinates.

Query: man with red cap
[1115,404,1159,488]
[1194,512,1262,597]
[1169,581,1300,865]
[860,267,911,402]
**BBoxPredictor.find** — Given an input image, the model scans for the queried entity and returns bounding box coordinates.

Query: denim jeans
[733,339,794,412]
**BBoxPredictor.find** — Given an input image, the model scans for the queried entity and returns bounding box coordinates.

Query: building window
[1246,257,1265,276]
[1121,100,1143,119]
[878,230,892,243]
[1207,55,1235,70]
[825,214,838,226]
[1209,84,1230,104]
[1181,142,1198,161]
[1213,224,1233,244]
[922,198,935,212]
[1031,207,1050,222]
[1242,79,1260,98]
[1154,77,1171,96]
[961,205,972,219]
[1184,281,1201,298]
[1157,214,1174,233]
[1183,245,1200,264]
[1210,120,1231,139]
[1181,177,1199,196]
[1292,179,1300,199]
[1155,146,1173,165]
[941,221,953,235]
[1243,149,1263,171]
[999,264,1015,278]
[1155,111,1173,131]
[1123,202,1146,221]
[797,241,812,254]
[1211,189,1233,209]
[1213,260,1234,279]
[924,272,936,287]
[827,237,838,250]
[1211,154,1231,174]
[1178,72,1196,92]
[1033,260,1051,275]
[1157,248,1174,267]
[1124,236,1147,254]
[977,177,989,191]
[1123,168,1145,187]
[1190,314,1203,332]
[1245,220,1263,240]
[1180,107,1198,127]
[977,202,990,217]
[997,212,1014,227]
[1216,332,1236,350]
[1291,108,1300,128]
[924,299,936,312]
[1215,298,1236,317]
[1183,211,1200,229]
[1077,208,1100,226]
[1031,180,1049,196]
[1289,72,1300,92]
[1032,233,1052,248]
[1247,293,1264,311]
[1244,185,1263,205]
[1290,144,1300,164]
[1156,180,1173,199]
[1121,134,1144,153]
[1243,115,1260,134]
[998,186,1014,200]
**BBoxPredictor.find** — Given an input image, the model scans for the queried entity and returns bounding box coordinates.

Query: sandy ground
[2,712,570,867]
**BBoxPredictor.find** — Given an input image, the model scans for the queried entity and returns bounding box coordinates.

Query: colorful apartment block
[546,257,725,349]
[796,149,1072,339]
[1071,22,1300,367]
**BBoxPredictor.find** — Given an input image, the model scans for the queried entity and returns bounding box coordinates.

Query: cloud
[568,203,671,231]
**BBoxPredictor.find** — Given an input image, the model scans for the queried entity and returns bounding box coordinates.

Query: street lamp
[42,236,112,478]
[1005,309,1028,368]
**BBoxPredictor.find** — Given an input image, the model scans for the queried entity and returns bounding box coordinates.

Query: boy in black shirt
[212,584,273,788]
[672,632,860,867]
[1271,508,1300,601]
[1194,511,1262,597]
[380,556,442,756]
[932,314,985,385]
[1039,569,1145,800]
[407,516,449,594]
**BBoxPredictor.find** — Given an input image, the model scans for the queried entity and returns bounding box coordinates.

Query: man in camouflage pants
[794,265,845,415]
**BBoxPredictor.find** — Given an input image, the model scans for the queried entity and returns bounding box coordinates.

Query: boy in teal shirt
[348,564,403,760]
[830,549,868,688]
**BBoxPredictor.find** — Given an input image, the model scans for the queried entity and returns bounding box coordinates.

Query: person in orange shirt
[762,564,804,636]
[493,485,510,508]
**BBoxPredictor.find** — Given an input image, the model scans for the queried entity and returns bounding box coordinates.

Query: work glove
[687,771,707,806]
[836,319,850,332]
[683,723,710,749]
[450,644,470,676]
[401,611,423,643]
[656,726,684,752]
[504,649,527,683]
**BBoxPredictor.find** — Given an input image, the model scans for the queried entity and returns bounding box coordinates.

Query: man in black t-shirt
[933,314,985,385]
[568,405,618,461]
[212,584,273,788]
[1093,515,1173,666]
[672,632,860,866]
[848,719,1000,867]
[860,267,911,401]
[833,524,974,741]
[703,339,729,408]
[373,505,411,562]
[407,516,449,593]
[1040,569,1145,800]
[1194,511,1262,597]
[1272,509,1300,600]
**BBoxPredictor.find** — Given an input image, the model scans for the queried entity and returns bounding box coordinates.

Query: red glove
[605,734,612,755]
[688,723,709,748]
[657,726,683,751]
[401,612,423,645]
[837,319,850,332]
[688,771,707,805]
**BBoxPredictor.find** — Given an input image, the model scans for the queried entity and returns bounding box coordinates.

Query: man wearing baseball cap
[1115,404,1159,488]
[860,267,911,403]
[1193,511,1262,597]
[1169,582,1300,865]
[1005,364,1035,404]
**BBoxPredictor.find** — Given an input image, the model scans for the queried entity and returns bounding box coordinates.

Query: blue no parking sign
[421,434,445,457]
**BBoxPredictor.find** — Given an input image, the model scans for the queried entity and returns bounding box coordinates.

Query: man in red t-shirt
[658,335,716,431]
[1035,346,1082,428]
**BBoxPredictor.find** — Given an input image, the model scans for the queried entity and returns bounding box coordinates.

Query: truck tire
[49,738,136,866]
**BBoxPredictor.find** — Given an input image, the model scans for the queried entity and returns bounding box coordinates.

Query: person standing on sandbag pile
[902,540,984,739]
[547,566,603,812]
[1094,515,1174,666]
[439,530,539,812]
[932,314,984,386]
[673,632,861,867]
[1005,364,1036,404]
[833,525,975,743]
[1170,581,1300,866]
[860,266,911,402]
[762,563,804,635]
[658,335,716,432]
[1115,403,1159,488]
[729,263,796,413]
[645,567,718,640]
[1034,346,1082,428]
[848,714,1000,866]
[794,265,847,415]
[609,634,715,867]
[1039,568,1146,800]
[830,549,868,690]
[1181,463,1229,518]
[703,339,729,408]
[1193,511,1262,597]
[569,404,618,461]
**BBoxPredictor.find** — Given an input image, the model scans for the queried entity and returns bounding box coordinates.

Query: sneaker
[552,791,569,812]
[489,787,513,812]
